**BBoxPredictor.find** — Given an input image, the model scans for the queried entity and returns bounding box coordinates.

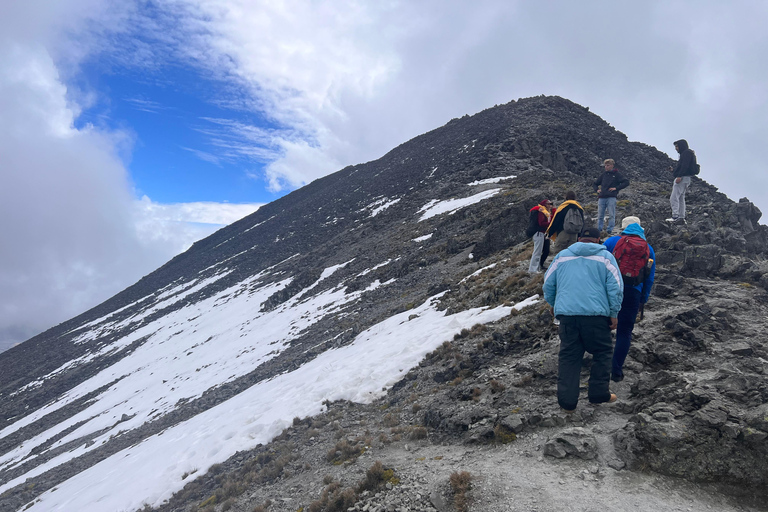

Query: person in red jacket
[527,199,554,273]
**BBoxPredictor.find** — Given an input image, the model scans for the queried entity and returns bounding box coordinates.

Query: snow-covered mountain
[2,96,768,512]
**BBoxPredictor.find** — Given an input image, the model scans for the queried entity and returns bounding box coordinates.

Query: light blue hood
[621,223,646,240]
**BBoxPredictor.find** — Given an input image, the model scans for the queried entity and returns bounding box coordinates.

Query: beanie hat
[621,216,641,230]
[539,199,552,206]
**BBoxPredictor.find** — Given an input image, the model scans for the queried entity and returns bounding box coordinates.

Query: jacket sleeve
[538,209,550,228]
[543,258,558,307]
[593,173,602,191]
[615,172,630,191]
[641,245,656,303]
[604,253,624,317]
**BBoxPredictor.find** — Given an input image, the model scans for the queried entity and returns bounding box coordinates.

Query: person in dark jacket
[527,199,553,273]
[593,159,630,234]
[603,216,656,382]
[666,139,697,224]
[545,191,584,254]
[543,226,622,412]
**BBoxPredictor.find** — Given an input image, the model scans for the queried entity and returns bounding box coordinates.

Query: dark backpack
[613,235,650,286]
[526,209,540,238]
[694,163,701,175]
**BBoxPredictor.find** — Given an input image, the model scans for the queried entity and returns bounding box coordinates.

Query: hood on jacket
[674,139,689,152]
[620,223,646,240]
[562,241,609,257]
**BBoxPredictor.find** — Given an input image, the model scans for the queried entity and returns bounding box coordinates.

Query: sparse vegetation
[449,471,473,512]
[326,439,365,465]
[307,481,356,512]
[489,379,506,393]
[409,426,428,440]
[493,424,517,444]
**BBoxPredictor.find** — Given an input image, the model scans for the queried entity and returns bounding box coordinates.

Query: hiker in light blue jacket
[543,226,624,411]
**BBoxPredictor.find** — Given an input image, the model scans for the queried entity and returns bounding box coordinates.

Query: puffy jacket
[543,242,624,318]
[673,139,698,178]
[603,223,656,304]
[593,169,630,198]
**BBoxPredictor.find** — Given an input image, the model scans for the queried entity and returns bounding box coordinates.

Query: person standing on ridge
[527,199,554,273]
[545,191,584,254]
[543,226,623,412]
[667,139,697,225]
[593,159,630,235]
[603,216,656,383]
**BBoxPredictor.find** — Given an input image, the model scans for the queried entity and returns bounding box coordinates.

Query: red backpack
[613,235,650,286]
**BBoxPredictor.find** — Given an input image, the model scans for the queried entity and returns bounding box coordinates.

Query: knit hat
[579,226,601,240]
[539,199,552,206]
[621,216,641,230]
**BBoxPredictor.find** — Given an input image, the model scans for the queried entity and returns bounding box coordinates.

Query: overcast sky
[2,0,767,351]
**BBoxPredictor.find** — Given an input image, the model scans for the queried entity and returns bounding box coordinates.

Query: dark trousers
[613,286,642,378]
[540,238,550,268]
[557,316,614,410]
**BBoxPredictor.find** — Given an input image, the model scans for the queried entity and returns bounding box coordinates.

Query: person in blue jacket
[543,226,623,412]
[603,216,656,382]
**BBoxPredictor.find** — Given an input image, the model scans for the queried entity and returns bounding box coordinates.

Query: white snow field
[1,256,539,512]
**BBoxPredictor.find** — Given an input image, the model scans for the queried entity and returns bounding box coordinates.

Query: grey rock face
[544,427,598,460]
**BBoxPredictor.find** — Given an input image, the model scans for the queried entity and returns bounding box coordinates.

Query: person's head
[579,226,601,243]
[673,139,689,153]
[565,190,576,201]
[621,216,641,230]
[603,159,615,171]
[539,198,553,208]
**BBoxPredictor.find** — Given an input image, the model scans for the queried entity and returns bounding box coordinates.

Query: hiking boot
[611,373,624,383]
[664,217,677,223]
[561,406,576,413]
[608,393,618,403]
[674,218,687,225]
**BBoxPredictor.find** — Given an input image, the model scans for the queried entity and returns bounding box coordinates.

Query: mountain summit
[2,96,767,511]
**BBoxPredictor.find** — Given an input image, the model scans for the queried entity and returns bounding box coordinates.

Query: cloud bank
[3,0,768,350]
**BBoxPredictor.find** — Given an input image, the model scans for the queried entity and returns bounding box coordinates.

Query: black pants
[540,238,550,268]
[557,315,614,410]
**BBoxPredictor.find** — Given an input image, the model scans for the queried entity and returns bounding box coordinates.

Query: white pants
[670,176,691,219]
[529,232,545,273]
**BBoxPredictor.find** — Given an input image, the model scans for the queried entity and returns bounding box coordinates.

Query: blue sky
[74,56,282,204]
[2,0,768,350]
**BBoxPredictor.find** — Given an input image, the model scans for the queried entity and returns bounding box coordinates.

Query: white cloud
[147,0,768,210]
[4,0,768,350]
[134,196,262,252]
[0,15,262,350]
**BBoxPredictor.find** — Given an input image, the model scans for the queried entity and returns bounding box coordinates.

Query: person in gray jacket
[545,191,584,254]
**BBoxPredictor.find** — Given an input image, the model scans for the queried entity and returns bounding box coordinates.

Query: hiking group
[527,141,694,411]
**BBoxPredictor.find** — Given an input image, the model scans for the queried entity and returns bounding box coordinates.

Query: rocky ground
[144,215,768,512]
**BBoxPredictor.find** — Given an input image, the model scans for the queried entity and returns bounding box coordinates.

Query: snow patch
[418,189,502,222]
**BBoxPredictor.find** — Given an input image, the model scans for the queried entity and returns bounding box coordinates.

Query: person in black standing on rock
[667,139,697,225]
[593,159,630,235]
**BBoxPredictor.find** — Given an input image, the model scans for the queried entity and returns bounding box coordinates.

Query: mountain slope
[1,96,767,512]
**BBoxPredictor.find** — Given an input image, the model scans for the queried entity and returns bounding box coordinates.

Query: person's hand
[675,177,682,184]
[609,317,618,330]
[608,187,616,192]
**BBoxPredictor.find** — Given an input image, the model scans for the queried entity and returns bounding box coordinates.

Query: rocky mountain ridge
[1,95,767,511]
